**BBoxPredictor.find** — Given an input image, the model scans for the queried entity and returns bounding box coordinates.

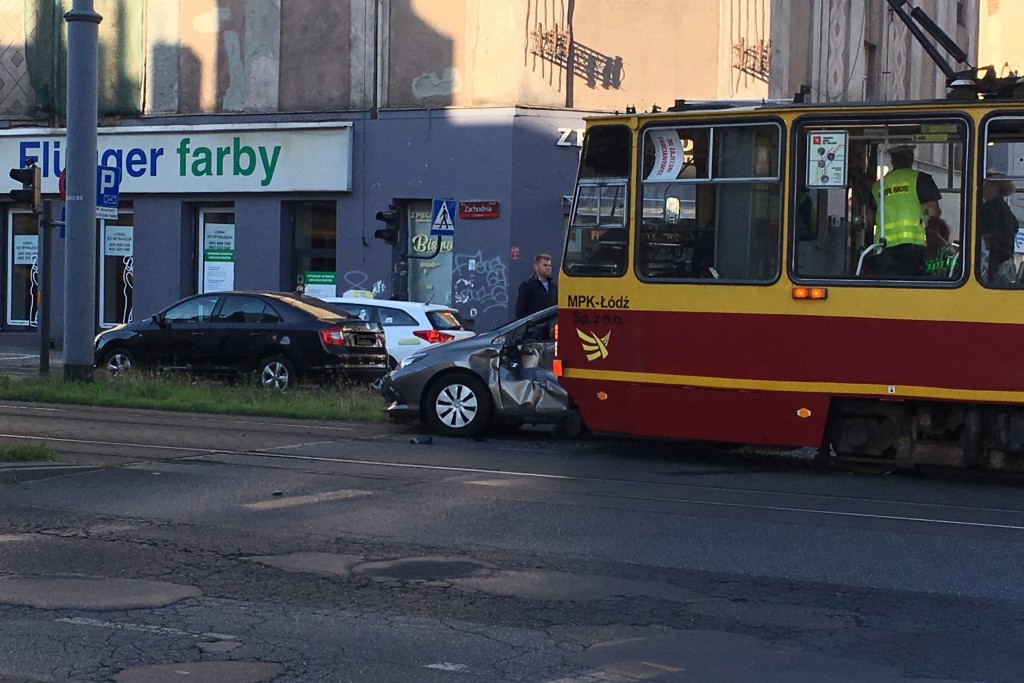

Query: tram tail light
[792,286,828,300]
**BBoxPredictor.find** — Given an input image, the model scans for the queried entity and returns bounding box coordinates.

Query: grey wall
[510,110,587,294]
[234,197,284,290]
[132,197,193,319]
[353,108,585,330]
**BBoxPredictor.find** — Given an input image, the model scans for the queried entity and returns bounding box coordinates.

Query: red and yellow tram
[556,96,1024,472]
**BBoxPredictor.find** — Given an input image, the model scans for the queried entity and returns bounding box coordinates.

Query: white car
[319,297,475,367]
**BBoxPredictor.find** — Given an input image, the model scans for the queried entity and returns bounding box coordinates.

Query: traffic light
[374,208,399,246]
[10,163,41,212]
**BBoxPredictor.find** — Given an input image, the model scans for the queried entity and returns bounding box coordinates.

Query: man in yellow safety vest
[865,145,942,276]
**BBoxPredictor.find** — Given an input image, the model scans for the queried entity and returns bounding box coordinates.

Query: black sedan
[95,291,387,389]
[379,307,580,437]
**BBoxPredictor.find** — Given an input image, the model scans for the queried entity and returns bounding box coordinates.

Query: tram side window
[637,123,781,282]
[792,119,966,282]
[564,124,632,277]
[979,118,1024,288]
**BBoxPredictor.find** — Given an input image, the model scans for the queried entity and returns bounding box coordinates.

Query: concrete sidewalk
[0,345,64,377]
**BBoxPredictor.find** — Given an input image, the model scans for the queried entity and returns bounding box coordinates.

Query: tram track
[10,424,1024,534]
[5,401,1024,530]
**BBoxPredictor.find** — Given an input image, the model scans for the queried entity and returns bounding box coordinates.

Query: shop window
[289,201,337,297]
[198,208,236,293]
[6,211,38,327]
[407,200,454,305]
[99,207,134,328]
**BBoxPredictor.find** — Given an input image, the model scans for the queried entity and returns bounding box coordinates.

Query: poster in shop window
[13,234,37,265]
[104,226,133,256]
[202,224,235,292]
[303,271,336,299]
[806,131,848,188]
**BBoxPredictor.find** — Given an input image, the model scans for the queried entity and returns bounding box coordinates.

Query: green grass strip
[0,374,388,422]
[0,441,54,462]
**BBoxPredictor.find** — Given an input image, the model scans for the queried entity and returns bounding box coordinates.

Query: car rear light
[413,329,454,344]
[319,326,347,347]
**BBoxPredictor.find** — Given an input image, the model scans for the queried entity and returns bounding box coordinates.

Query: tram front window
[564,124,632,278]
[564,182,628,276]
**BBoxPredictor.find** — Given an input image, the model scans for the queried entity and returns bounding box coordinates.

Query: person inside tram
[863,145,942,276]
[923,217,956,277]
[978,174,1019,285]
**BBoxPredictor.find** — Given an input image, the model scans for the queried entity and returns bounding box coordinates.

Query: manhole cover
[354,556,491,581]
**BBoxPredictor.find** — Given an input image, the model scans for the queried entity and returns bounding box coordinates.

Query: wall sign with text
[458,200,500,219]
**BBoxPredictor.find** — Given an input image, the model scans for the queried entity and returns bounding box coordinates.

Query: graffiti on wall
[342,270,387,297]
[412,67,461,99]
[452,251,508,319]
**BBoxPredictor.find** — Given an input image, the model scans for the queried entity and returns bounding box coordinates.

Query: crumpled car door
[495,316,571,417]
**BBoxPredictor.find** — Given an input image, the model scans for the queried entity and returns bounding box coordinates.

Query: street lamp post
[63,0,102,381]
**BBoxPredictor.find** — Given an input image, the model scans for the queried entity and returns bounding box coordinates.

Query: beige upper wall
[979,0,1024,76]
[389,0,767,111]
[0,0,772,119]
[279,0,349,111]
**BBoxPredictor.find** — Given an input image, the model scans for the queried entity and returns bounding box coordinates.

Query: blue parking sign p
[96,165,121,219]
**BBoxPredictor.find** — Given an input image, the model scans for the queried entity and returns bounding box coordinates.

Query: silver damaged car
[379,307,578,437]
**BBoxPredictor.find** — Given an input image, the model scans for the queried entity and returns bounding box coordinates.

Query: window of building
[978,117,1024,287]
[289,201,337,296]
[6,210,38,327]
[99,207,134,328]
[407,201,454,305]
[198,208,236,293]
[792,117,967,282]
[637,122,782,282]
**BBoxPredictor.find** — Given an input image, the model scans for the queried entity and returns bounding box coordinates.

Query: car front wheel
[102,348,135,377]
[425,373,493,438]
[258,355,295,391]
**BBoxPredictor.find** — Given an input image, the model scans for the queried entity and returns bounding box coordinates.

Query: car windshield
[428,310,466,330]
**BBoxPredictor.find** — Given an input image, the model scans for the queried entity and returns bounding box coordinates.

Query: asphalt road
[1,402,1023,682]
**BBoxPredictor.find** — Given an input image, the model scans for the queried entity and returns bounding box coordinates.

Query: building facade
[769,0,979,103]
[0,0,768,343]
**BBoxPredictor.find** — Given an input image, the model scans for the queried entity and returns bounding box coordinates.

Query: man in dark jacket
[515,253,557,319]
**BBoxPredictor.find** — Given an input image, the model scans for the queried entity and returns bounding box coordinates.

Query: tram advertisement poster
[806,131,847,188]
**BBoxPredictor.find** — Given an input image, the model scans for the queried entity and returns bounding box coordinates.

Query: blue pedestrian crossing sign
[430,198,456,236]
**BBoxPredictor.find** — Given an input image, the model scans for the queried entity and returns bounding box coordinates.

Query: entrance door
[198,209,236,293]
[100,209,134,327]
[6,211,38,327]
[290,201,337,295]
